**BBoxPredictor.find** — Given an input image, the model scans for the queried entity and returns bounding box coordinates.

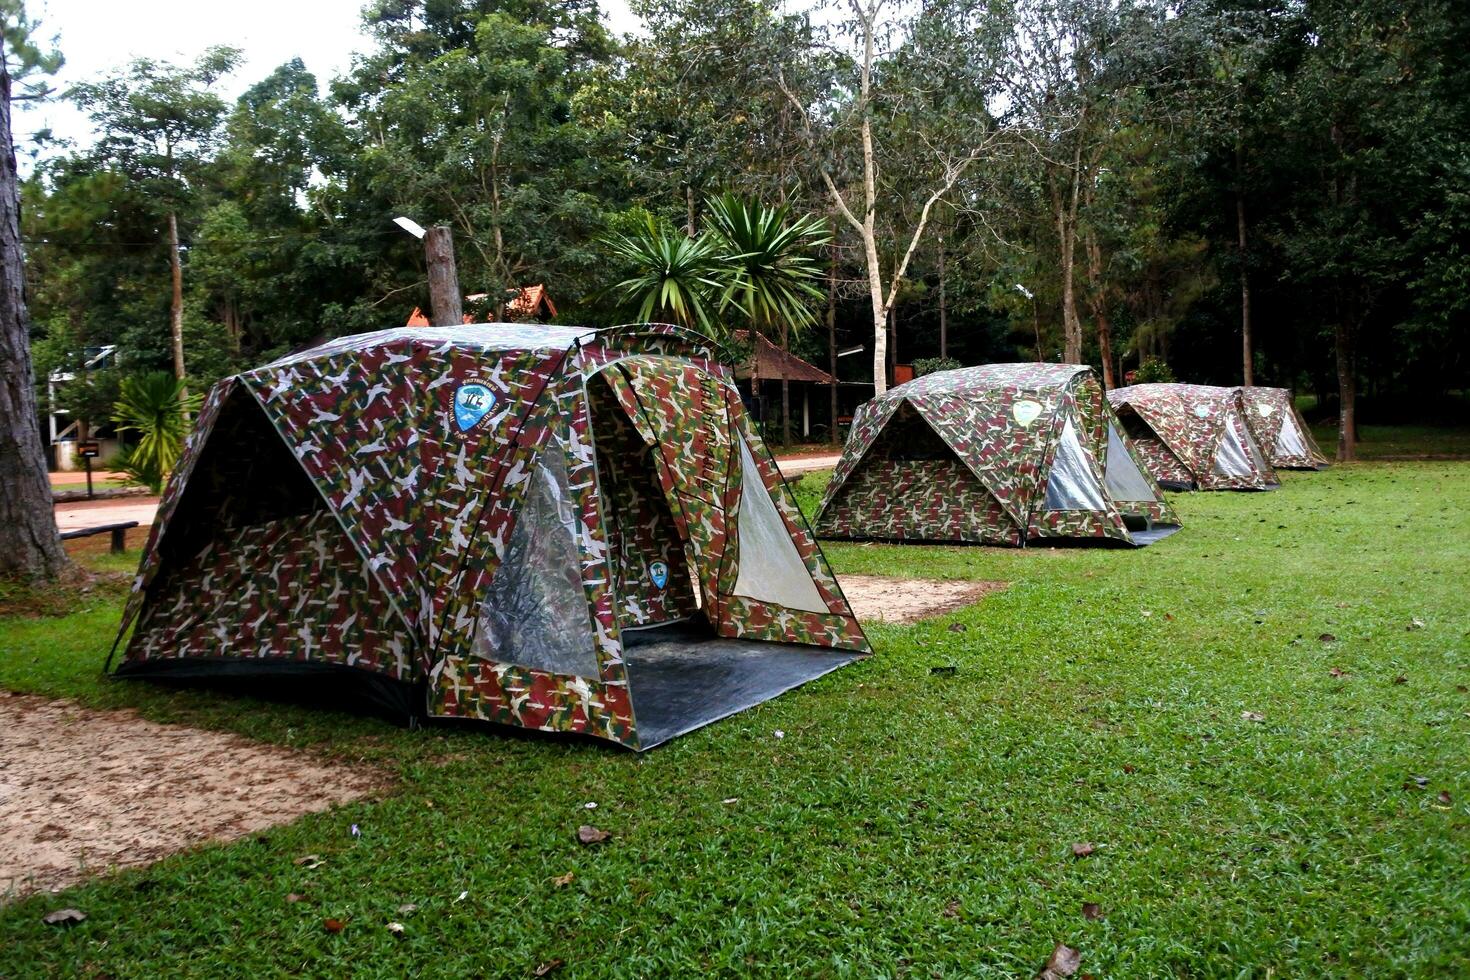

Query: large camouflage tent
[1239,386,1331,470]
[1108,383,1279,491]
[814,364,1180,547]
[110,323,869,750]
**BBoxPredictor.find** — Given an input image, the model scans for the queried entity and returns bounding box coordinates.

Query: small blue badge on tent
[453,384,496,432]
[649,560,669,590]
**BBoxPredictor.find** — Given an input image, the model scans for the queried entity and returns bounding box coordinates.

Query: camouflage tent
[814,364,1180,547]
[1108,383,1279,491]
[110,323,869,750]
[1239,386,1330,470]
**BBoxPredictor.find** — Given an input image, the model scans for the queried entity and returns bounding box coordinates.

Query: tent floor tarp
[622,622,860,748]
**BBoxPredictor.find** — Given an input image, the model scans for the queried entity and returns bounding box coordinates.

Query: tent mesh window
[1104,422,1160,502]
[1043,416,1108,511]
[472,443,600,678]
[1276,410,1310,458]
[1212,413,1257,479]
[731,438,828,613]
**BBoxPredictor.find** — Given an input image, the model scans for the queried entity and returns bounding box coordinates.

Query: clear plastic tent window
[731,439,829,613]
[473,444,600,678]
[1104,423,1159,501]
[1043,417,1108,511]
[1276,411,1310,457]
[1212,414,1259,478]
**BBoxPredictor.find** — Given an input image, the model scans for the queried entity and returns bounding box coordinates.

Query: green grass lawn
[3,450,1468,976]
[1308,423,1470,459]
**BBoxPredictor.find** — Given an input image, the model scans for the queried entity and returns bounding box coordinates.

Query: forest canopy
[19,0,1470,458]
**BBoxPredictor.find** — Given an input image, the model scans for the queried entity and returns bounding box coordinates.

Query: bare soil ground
[0,693,387,901]
[837,574,1006,624]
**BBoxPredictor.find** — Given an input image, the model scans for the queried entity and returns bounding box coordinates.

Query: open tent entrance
[116,385,418,717]
[588,364,857,748]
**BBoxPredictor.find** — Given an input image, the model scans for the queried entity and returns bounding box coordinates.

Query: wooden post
[424,226,463,326]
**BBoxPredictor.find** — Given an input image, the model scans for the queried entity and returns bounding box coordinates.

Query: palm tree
[603,214,725,331]
[112,372,202,492]
[706,193,831,444]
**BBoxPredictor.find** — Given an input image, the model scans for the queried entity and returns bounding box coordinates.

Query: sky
[15,0,644,159]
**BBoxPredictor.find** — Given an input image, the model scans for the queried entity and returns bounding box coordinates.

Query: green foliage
[913,356,961,377]
[705,191,830,334]
[602,214,724,331]
[1132,356,1175,384]
[110,372,202,492]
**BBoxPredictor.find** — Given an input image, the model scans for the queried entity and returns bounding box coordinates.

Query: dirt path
[773,453,842,476]
[54,496,160,533]
[0,693,387,901]
[838,575,1005,624]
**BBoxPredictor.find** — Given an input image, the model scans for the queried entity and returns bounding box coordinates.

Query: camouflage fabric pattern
[1108,384,1279,491]
[817,364,1176,546]
[130,510,414,676]
[818,459,1018,545]
[1239,386,1330,469]
[118,322,865,749]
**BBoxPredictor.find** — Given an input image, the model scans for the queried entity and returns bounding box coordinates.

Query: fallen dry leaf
[294,854,325,869]
[286,893,306,904]
[1122,764,1136,774]
[947,622,968,633]
[577,825,611,845]
[1329,667,1349,678]
[1438,790,1452,805]
[1241,710,1265,722]
[42,908,85,927]
[1407,618,1425,631]
[322,918,345,934]
[1071,842,1095,858]
[553,872,575,887]
[533,959,565,977]
[1318,633,1337,643]
[1037,942,1082,979]
[1394,675,1408,685]
[1082,903,1103,920]
[396,903,418,915]
[386,921,405,936]
[943,899,962,919]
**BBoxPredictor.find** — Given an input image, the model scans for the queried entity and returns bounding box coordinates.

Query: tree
[706,192,830,443]
[111,371,201,492]
[604,213,724,329]
[782,0,1006,393]
[0,0,67,580]
[69,46,241,393]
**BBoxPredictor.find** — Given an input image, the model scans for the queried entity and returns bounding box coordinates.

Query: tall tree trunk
[779,322,792,447]
[888,303,897,376]
[167,211,186,387]
[1083,229,1114,389]
[938,234,948,359]
[1334,317,1356,461]
[827,236,838,442]
[0,62,69,580]
[425,226,464,326]
[1054,139,1085,364]
[1236,155,1253,386]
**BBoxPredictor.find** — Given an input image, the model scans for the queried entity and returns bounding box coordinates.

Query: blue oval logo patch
[454,384,496,432]
[649,560,669,590]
